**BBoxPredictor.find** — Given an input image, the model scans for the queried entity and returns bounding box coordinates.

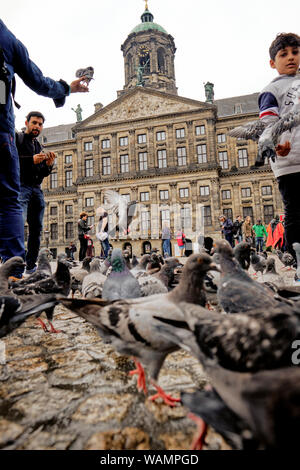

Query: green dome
[130,8,167,35]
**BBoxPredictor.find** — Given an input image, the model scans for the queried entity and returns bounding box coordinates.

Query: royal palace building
[36,4,283,257]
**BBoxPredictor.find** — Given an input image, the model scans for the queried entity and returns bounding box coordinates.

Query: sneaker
[9,275,24,282]
[25,266,37,275]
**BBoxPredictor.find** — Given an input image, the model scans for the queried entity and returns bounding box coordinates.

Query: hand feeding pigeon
[75,66,94,84]
[0,294,59,338]
[58,253,219,406]
[103,189,138,235]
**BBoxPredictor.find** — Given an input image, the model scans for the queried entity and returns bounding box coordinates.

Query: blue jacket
[222,218,233,235]
[0,19,69,135]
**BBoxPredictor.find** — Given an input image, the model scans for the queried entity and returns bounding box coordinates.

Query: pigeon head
[183,253,220,278]
[234,242,251,256]
[90,258,102,272]
[111,249,126,272]
[266,257,276,273]
[214,240,234,258]
[82,257,92,272]
[1,257,25,276]
[39,248,52,261]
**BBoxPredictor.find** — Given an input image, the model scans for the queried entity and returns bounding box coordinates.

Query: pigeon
[82,258,106,298]
[257,257,286,287]
[0,257,25,294]
[103,189,138,234]
[102,249,142,301]
[11,248,52,286]
[131,254,139,268]
[122,249,132,270]
[0,294,59,338]
[136,271,168,296]
[70,257,92,296]
[131,254,151,276]
[12,260,70,333]
[153,258,183,290]
[182,366,300,449]
[293,242,300,281]
[228,119,267,141]
[250,250,267,276]
[58,253,219,405]
[233,242,251,270]
[75,66,94,84]
[215,240,284,313]
[276,249,295,270]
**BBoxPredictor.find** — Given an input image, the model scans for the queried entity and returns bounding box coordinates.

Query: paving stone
[51,350,93,367]
[84,427,150,450]
[72,393,134,424]
[0,374,47,400]
[6,357,48,376]
[0,419,24,447]
[18,430,76,450]
[145,399,186,424]
[5,345,43,362]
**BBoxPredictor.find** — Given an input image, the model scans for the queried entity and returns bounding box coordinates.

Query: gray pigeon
[0,257,25,294]
[0,294,59,338]
[233,242,251,270]
[292,242,300,281]
[215,240,284,313]
[102,249,142,301]
[82,258,106,298]
[12,248,52,286]
[257,257,286,287]
[59,253,219,405]
[130,254,151,276]
[276,249,295,270]
[250,250,267,275]
[75,66,94,84]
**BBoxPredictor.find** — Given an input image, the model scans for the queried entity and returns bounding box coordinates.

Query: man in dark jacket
[16,111,55,273]
[219,214,234,247]
[0,19,88,279]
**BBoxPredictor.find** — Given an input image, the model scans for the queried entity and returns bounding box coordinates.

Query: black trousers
[277,172,300,258]
[79,237,87,261]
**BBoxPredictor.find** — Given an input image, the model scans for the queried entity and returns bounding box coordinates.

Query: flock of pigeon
[1,240,300,450]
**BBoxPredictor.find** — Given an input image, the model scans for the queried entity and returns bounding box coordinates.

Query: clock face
[139,46,149,57]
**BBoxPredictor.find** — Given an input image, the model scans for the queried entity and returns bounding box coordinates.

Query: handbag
[96,231,108,241]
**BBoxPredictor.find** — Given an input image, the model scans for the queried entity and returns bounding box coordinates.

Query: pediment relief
[80,91,208,127]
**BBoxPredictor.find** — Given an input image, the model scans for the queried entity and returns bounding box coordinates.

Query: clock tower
[120,2,177,95]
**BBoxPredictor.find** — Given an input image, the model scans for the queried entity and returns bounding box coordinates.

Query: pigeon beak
[209,263,221,272]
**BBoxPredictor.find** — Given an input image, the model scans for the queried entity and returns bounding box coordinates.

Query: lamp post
[44,229,50,249]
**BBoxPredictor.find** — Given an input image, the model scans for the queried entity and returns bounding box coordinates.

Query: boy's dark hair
[26,111,45,123]
[269,33,300,60]
[79,211,88,219]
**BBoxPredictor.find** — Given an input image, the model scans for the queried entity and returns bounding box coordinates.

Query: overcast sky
[2,0,300,130]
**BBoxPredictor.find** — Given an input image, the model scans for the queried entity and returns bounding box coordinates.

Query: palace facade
[37,5,283,257]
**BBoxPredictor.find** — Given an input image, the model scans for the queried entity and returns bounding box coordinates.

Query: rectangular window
[195,125,205,136]
[141,211,150,233]
[102,157,111,175]
[50,223,58,240]
[50,172,58,189]
[223,208,233,220]
[65,154,72,164]
[101,139,110,149]
[179,188,189,198]
[160,190,169,200]
[85,159,94,177]
[222,189,231,200]
[180,206,191,228]
[243,206,253,220]
[65,222,74,239]
[176,128,185,139]
[50,206,57,216]
[219,151,229,169]
[65,205,73,215]
[161,209,170,226]
[119,136,128,146]
[262,185,272,196]
[140,192,150,202]
[84,141,93,151]
[264,205,274,225]
[65,170,72,187]
[200,185,210,196]
[120,154,129,173]
[122,194,131,203]
[137,134,147,144]
[204,206,212,226]
[139,152,148,171]
[197,144,207,164]
[156,131,166,141]
[217,133,226,143]
[238,149,248,167]
[85,197,94,207]
[87,216,95,234]
[241,187,251,198]
[177,147,187,166]
[158,149,167,168]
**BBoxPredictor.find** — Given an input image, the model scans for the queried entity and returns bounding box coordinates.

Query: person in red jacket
[266,215,285,250]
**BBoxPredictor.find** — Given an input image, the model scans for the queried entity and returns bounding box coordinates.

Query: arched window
[157,48,165,73]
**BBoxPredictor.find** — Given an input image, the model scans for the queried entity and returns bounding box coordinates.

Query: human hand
[45,152,56,166]
[276,141,291,157]
[70,76,89,93]
[33,153,46,164]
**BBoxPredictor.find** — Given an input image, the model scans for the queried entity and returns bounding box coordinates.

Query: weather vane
[144,0,149,10]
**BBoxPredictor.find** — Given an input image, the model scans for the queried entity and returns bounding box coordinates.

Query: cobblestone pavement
[0,254,295,450]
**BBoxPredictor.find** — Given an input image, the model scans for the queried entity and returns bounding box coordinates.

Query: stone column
[187,120,194,165]
[253,181,262,221]
[129,130,136,174]
[58,200,64,244]
[111,132,118,176]
[147,127,154,170]
[167,124,175,168]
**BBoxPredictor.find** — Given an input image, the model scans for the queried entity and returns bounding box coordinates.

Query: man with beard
[15,112,55,275]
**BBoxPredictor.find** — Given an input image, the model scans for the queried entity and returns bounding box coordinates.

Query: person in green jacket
[252,219,268,252]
